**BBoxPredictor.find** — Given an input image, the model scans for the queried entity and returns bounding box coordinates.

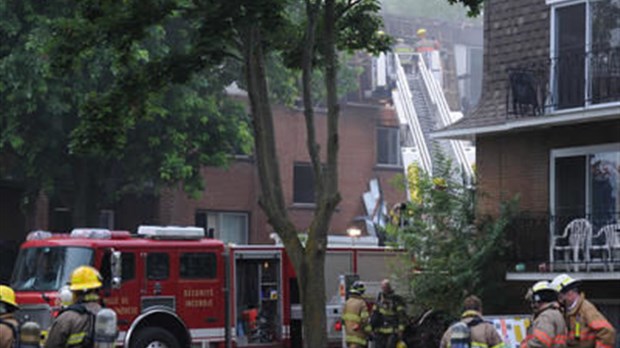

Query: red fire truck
[10,226,402,348]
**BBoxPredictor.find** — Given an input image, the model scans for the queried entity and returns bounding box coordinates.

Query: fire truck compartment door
[141,251,177,312]
[234,251,282,343]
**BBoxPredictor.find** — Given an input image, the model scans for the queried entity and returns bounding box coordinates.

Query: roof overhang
[432,102,620,140]
[506,271,620,281]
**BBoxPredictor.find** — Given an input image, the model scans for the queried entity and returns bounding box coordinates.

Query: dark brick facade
[478,120,620,216]
[157,103,406,242]
[441,0,551,131]
[464,0,620,316]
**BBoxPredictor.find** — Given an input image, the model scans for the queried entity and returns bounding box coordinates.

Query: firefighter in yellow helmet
[550,274,615,348]
[342,281,372,347]
[0,285,20,348]
[415,28,440,53]
[520,281,567,348]
[45,266,103,348]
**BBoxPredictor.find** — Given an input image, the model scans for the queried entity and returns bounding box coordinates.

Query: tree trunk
[240,1,343,345]
[299,247,327,348]
[242,22,330,348]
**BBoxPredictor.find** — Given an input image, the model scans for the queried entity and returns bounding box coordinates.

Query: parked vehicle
[11,226,402,348]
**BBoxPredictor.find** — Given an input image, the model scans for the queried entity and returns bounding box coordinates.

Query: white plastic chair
[552,219,591,271]
[592,224,620,271]
[586,224,614,271]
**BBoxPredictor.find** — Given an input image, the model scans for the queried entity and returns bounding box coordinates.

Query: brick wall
[478,120,620,216]
[474,0,550,124]
[158,102,406,242]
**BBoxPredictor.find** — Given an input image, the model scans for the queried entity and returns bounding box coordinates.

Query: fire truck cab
[11,226,402,348]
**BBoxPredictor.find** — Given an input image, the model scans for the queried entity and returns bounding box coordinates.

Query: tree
[386,160,518,316]
[381,0,484,19]
[0,0,252,226]
[9,0,486,346]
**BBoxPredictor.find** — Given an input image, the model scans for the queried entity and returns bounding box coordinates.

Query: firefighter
[439,295,504,348]
[0,285,20,348]
[415,28,440,53]
[415,28,440,70]
[373,279,407,348]
[342,281,372,348]
[45,266,103,348]
[550,274,616,348]
[521,281,567,348]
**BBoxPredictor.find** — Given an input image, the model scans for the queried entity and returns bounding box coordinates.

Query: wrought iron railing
[506,47,620,117]
[505,212,620,272]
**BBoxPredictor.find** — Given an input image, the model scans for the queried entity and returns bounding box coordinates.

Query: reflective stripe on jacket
[44,302,102,348]
[440,311,505,348]
[374,291,407,335]
[565,295,616,348]
[343,295,371,346]
[521,303,567,348]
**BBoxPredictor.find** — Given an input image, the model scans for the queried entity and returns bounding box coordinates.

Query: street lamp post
[346,227,361,246]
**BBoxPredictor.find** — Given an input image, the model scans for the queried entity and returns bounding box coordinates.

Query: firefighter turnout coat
[564,294,615,348]
[374,291,407,336]
[45,302,102,348]
[440,310,505,348]
[342,294,371,347]
[521,303,567,348]
[0,314,19,348]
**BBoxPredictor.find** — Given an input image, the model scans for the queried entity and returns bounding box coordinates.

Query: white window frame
[548,0,620,112]
[549,142,620,217]
[202,211,249,244]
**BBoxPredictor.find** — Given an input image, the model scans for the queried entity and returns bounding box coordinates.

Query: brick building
[0,96,406,281]
[145,102,406,244]
[434,0,620,324]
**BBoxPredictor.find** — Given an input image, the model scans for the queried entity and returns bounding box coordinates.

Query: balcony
[505,212,620,281]
[506,47,620,118]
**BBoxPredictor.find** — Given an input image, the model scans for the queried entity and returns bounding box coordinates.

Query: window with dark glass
[552,0,620,109]
[377,127,401,166]
[147,253,169,280]
[293,163,316,204]
[552,145,620,233]
[180,253,217,279]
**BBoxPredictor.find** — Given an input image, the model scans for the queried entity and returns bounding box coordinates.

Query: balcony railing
[506,47,620,117]
[506,212,620,273]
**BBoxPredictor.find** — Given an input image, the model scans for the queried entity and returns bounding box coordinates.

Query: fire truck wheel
[132,327,180,348]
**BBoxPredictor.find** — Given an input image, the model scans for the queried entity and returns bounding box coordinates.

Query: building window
[293,163,316,204]
[180,253,217,279]
[195,211,248,244]
[99,210,114,229]
[377,127,402,166]
[551,0,620,109]
[551,143,620,233]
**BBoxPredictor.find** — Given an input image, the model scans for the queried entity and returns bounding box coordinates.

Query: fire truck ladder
[392,53,475,184]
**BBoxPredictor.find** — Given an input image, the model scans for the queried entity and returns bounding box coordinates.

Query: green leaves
[388,158,518,315]
[0,0,252,224]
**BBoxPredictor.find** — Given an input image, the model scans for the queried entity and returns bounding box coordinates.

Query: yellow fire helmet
[0,285,18,308]
[69,266,103,291]
[417,28,427,36]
